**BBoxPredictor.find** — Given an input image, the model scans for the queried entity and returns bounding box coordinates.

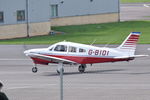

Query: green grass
[0,21,150,44]
[121,0,150,3]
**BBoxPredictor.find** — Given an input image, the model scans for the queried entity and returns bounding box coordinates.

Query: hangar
[0,0,119,39]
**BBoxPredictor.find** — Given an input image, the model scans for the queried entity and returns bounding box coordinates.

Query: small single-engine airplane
[24,32,148,73]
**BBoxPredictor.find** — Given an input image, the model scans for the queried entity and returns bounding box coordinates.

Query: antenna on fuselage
[90,39,97,45]
[104,40,115,48]
[104,33,126,48]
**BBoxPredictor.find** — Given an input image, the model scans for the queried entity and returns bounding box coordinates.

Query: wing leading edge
[27,53,77,64]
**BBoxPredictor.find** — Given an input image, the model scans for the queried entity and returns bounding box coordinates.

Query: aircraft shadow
[129,72,150,75]
[42,69,125,76]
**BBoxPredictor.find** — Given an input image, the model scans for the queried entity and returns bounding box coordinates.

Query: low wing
[114,55,149,59]
[27,53,77,64]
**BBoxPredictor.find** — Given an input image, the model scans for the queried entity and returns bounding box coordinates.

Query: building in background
[50,0,119,26]
[0,0,51,39]
[0,0,119,39]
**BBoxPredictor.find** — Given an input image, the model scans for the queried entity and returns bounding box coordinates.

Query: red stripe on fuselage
[31,55,132,65]
[31,57,50,65]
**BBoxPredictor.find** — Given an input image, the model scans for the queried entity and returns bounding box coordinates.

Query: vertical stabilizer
[117,32,141,55]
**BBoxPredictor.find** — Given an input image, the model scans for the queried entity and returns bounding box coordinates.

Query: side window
[54,45,67,52]
[79,48,86,53]
[69,46,77,53]
[0,12,4,23]
[51,5,58,17]
[17,10,25,21]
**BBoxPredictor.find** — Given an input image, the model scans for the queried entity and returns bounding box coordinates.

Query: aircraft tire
[32,67,38,73]
[78,64,86,73]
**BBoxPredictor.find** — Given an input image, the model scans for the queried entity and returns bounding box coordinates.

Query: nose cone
[24,48,45,56]
[24,49,39,56]
[24,50,30,56]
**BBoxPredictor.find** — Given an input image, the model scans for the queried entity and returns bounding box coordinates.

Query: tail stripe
[118,32,141,50]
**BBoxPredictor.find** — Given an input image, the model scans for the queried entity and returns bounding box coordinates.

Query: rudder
[118,32,141,50]
[117,32,141,55]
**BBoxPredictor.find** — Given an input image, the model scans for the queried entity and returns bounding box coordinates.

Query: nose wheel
[78,64,86,73]
[32,64,38,73]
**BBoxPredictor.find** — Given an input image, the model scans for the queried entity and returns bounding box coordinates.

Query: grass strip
[0,21,150,44]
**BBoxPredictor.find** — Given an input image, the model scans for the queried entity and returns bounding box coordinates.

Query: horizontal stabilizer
[114,55,149,59]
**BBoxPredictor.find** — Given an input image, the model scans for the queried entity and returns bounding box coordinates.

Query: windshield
[54,45,67,52]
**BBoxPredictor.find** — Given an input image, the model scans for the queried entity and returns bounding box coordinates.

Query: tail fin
[117,32,141,55]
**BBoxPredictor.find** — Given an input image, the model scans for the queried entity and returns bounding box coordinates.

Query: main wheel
[32,67,38,73]
[78,64,86,73]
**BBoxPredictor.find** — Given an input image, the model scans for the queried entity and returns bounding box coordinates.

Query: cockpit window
[79,48,86,53]
[54,45,67,52]
[69,46,77,53]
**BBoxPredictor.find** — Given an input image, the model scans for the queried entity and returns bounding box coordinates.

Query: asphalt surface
[120,3,150,21]
[0,44,150,100]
